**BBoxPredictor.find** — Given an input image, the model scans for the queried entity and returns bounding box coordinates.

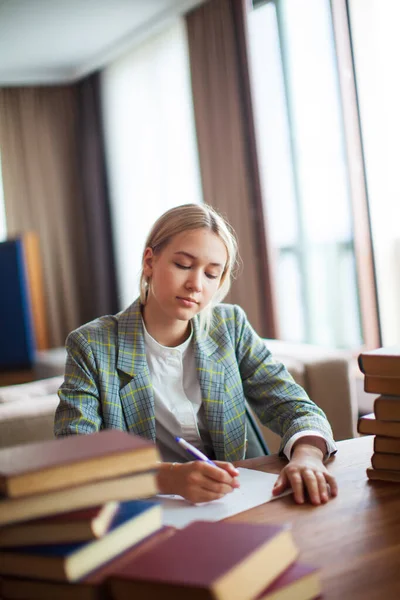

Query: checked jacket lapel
[116,300,156,442]
[192,317,230,461]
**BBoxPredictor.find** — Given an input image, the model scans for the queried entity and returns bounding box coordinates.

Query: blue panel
[0,238,35,368]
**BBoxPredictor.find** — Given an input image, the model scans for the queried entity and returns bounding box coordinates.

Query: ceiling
[0,0,204,86]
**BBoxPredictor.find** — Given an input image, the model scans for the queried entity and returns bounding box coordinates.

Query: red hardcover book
[0,502,120,547]
[257,562,321,600]
[109,521,298,600]
[0,429,159,499]
[0,527,176,600]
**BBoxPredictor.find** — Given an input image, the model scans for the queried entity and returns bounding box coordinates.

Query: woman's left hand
[272,442,338,505]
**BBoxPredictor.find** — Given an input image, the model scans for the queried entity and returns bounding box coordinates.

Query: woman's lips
[177,297,198,307]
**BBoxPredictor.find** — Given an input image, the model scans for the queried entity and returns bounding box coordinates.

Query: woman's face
[143,228,228,325]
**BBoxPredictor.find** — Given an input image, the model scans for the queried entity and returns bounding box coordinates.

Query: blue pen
[175,436,218,467]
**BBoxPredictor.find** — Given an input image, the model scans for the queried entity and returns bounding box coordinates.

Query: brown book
[367,468,400,483]
[109,521,299,600]
[374,436,400,454]
[364,375,400,396]
[358,346,400,377]
[0,500,162,582]
[256,563,321,600]
[0,430,159,499]
[0,502,120,547]
[374,396,400,421]
[0,471,157,527]
[0,527,176,600]
[357,413,400,438]
[371,452,400,471]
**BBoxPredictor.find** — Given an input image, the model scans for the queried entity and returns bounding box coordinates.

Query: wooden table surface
[232,436,400,600]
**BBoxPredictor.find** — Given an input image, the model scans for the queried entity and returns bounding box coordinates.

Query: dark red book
[0,429,159,499]
[109,521,298,600]
[0,502,120,547]
[256,562,321,600]
[0,527,176,600]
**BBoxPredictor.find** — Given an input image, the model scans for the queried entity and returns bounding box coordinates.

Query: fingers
[279,465,338,505]
[213,461,240,488]
[302,469,321,505]
[287,469,305,504]
[315,471,329,503]
[326,472,338,497]
[272,471,289,495]
[214,461,240,477]
[178,461,240,504]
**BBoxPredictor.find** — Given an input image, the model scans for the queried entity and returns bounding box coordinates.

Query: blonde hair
[140,203,238,332]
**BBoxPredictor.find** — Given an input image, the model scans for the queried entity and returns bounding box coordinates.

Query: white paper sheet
[158,467,292,528]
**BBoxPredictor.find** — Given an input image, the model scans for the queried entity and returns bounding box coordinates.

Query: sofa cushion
[0,376,63,404]
[0,394,58,448]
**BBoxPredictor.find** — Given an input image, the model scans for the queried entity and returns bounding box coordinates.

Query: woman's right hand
[157,461,240,504]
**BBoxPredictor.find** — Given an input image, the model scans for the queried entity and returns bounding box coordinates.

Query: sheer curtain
[101,19,203,310]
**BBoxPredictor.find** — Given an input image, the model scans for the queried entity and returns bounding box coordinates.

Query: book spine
[372,453,400,471]
[374,437,400,454]
[365,375,400,396]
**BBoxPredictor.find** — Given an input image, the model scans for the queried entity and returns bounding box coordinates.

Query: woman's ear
[143,247,154,279]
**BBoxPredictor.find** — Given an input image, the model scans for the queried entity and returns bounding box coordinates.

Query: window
[249,0,365,347]
[349,0,400,346]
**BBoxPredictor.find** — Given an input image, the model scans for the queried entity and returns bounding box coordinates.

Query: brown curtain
[186,0,277,338]
[0,80,117,348]
[76,73,119,319]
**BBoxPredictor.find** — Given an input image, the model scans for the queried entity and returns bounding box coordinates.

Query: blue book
[0,238,35,369]
[0,500,161,582]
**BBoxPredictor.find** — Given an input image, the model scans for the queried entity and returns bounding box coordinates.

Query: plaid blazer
[54,299,335,462]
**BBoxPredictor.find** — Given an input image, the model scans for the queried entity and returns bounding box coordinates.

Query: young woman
[55,204,338,505]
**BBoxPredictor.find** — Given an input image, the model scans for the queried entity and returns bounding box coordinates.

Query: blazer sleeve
[233,305,336,455]
[54,330,103,437]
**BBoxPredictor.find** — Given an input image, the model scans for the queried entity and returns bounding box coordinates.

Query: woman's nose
[186,270,202,292]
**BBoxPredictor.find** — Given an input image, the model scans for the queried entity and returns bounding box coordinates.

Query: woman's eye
[206,273,218,280]
[175,263,190,270]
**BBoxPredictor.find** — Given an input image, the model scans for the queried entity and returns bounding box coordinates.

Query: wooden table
[232,436,400,600]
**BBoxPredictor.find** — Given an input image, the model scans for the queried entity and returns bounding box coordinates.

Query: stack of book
[358,346,400,482]
[0,432,322,600]
[0,430,164,598]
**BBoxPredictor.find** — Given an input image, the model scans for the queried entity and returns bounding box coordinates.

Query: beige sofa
[0,341,358,452]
